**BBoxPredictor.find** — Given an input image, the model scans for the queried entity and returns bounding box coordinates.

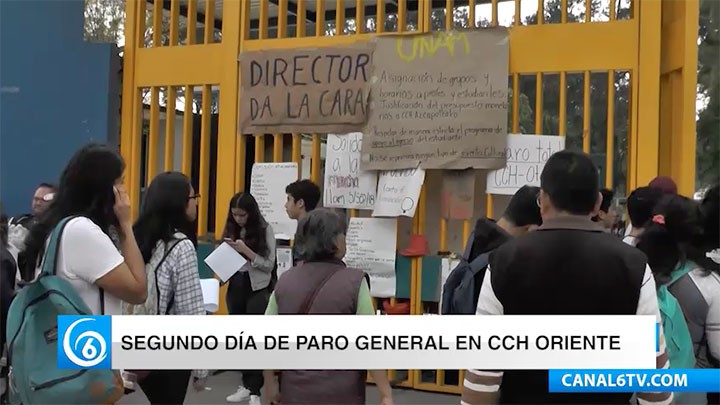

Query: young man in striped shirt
[462,151,671,405]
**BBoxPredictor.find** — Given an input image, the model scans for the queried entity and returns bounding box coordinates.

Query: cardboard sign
[372,167,426,218]
[324,133,377,210]
[362,29,510,170]
[250,162,299,239]
[238,44,373,134]
[344,217,398,298]
[441,170,476,220]
[486,134,566,195]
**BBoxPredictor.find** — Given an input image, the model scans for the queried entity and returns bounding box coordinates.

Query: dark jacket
[273,259,367,404]
[463,218,512,309]
[488,216,647,404]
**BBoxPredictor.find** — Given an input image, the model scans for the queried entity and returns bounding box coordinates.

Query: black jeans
[226,272,270,396]
[139,370,191,404]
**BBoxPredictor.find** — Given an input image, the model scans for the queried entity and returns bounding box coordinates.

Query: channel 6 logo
[57,315,111,369]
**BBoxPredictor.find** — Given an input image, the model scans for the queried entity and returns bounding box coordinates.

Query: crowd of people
[0,143,717,405]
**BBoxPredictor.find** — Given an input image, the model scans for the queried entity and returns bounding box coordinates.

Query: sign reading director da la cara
[238,44,373,134]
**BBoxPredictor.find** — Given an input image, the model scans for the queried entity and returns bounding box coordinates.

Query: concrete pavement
[120,371,459,404]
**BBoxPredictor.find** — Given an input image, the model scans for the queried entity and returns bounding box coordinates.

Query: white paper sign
[204,242,247,283]
[344,218,397,298]
[324,133,377,210]
[250,162,299,239]
[372,167,426,218]
[276,247,293,279]
[486,134,566,195]
[200,278,220,313]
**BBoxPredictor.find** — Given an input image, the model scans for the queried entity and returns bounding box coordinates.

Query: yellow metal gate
[120,0,698,395]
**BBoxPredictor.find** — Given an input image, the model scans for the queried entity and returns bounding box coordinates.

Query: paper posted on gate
[199,279,220,313]
[276,248,293,279]
[204,242,247,283]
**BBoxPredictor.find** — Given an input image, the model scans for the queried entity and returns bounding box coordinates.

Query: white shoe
[249,395,261,405]
[226,386,251,403]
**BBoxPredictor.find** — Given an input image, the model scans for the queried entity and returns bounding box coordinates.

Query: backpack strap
[40,216,77,277]
[468,253,489,275]
[155,237,188,315]
[299,270,338,314]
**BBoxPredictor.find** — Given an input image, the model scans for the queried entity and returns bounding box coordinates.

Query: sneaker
[249,395,261,405]
[226,386,251,403]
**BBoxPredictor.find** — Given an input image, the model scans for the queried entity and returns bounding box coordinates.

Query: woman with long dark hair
[129,171,207,403]
[22,143,146,314]
[637,192,719,404]
[222,192,276,405]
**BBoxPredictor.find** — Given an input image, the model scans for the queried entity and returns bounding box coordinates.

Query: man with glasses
[7,183,56,277]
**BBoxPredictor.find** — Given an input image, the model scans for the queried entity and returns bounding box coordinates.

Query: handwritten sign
[250,162,299,239]
[362,29,510,170]
[344,217,398,298]
[372,167,426,218]
[486,134,566,195]
[441,170,476,220]
[238,44,373,134]
[324,133,378,210]
[276,247,293,279]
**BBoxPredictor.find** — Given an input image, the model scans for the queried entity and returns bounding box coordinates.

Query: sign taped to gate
[238,44,373,134]
[486,134,566,195]
[250,162,299,239]
[324,133,377,210]
[362,29,510,170]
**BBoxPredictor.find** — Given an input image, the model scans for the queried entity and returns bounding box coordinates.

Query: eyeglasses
[189,194,201,200]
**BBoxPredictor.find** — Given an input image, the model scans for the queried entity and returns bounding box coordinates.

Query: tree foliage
[697,0,719,186]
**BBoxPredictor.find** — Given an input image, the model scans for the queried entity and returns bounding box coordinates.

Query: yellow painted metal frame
[120,0,698,396]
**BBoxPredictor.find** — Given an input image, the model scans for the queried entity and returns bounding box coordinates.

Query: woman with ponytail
[637,191,719,404]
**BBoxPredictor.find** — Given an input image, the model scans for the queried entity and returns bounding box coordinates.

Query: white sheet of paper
[324,133,378,210]
[204,242,247,283]
[276,247,293,279]
[199,278,220,313]
[250,162,299,239]
[372,167,426,218]
[486,134,565,195]
[344,217,398,298]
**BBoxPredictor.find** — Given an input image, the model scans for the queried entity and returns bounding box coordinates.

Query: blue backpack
[5,217,123,404]
[441,253,489,315]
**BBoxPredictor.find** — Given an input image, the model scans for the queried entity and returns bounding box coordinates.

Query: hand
[225,239,249,255]
[113,185,132,226]
[380,395,393,405]
[192,377,207,392]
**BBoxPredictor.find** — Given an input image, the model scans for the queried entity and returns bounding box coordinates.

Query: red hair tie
[652,214,665,225]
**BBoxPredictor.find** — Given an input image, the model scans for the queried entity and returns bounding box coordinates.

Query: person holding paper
[222,192,276,405]
[263,209,393,405]
[129,172,208,403]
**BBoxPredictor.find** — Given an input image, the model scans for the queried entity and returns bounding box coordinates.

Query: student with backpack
[442,185,542,315]
[6,143,146,404]
[638,188,720,404]
[125,172,207,403]
[463,151,672,405]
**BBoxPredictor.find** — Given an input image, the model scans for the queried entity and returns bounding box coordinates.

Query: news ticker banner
[57,315,657,370]
[548,370,720,393]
